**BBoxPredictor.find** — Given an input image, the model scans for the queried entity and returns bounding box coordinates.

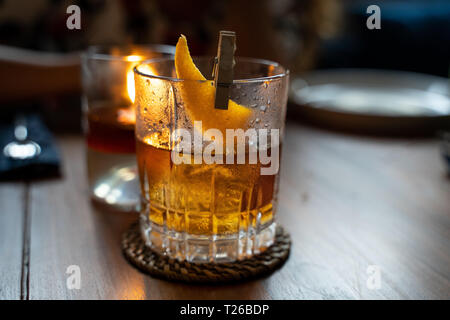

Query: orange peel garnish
[175,35,251,133]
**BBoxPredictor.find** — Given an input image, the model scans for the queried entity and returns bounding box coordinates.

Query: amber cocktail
[136,141,277,235]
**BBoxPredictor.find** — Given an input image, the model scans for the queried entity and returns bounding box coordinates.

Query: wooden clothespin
[213,31,236,110]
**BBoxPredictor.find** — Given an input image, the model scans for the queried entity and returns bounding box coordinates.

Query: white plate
[291,69,450,117]
[289,69,450,134]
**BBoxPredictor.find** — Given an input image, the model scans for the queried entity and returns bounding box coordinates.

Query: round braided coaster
[122,223,291,284]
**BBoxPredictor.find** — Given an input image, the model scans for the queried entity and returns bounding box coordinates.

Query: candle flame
[126,55,143,104]
[127,68,136,104]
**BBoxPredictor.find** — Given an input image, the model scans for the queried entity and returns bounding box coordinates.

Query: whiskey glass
[134,57,288,261]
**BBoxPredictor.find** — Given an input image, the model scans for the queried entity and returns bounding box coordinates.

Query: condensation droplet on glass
[260,105,267,112]
[250,104,258,108]
[267,99,271,105]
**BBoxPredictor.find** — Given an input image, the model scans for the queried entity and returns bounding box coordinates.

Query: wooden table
[1,121,449,300]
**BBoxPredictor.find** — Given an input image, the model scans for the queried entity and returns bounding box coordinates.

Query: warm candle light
[119,57,160,125]
[127,69,136,104]
[117,55,144,125]
[126,55,142,104]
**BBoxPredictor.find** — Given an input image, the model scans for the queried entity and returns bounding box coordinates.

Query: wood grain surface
[0,183,25,300]
[2,122,449,299]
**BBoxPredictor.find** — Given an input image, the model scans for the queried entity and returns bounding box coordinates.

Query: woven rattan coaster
[122,222,291,284]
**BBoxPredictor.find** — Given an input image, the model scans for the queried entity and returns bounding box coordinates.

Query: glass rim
[134,56,289,83]
[82,44,175,62]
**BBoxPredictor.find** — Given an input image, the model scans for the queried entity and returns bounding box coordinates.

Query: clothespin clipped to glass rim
[213,31,236,110]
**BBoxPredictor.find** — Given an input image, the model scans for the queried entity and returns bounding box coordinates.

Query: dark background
[0,0,449,131]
